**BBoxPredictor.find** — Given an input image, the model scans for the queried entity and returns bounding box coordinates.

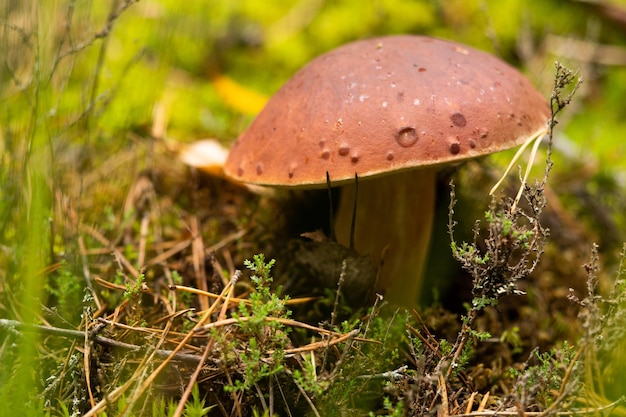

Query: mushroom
[223,35,550,306]
[179,139,230,177]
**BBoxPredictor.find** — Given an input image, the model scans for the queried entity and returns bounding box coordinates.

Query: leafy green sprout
[44,261,85,323]
[368,396,403,417]
[508,341,579,407]
[122,271,147,326]
[183,384,215,417]
[500,326,524,354]
[122,271,146,301]
[171,270,193,307]
[225,254,292,393]
[292,354,328,397]
[235,254,290,338]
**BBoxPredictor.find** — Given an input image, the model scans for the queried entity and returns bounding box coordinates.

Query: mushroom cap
[224,35,550,188]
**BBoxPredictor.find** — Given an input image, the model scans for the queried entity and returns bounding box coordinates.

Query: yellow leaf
[211,73,268,115]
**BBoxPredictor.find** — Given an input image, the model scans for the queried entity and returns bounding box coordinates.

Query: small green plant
[508,341,579,408]
[562,244,626,413]
[225,254,292,393]
[183,384,215,417]
[292,352,328,396]
[123,271,147,300]
[439,179,549,384]
[151,396,176,417]
[171,270,193,306]
[450,194,548,308]
[44,261,85,325]
[369,396,403,417]
[501,326,523,354]
[122,271,147,326]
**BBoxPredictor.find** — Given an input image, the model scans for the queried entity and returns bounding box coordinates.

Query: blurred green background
[5,0,626,165]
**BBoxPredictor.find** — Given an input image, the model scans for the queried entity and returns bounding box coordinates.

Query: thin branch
[453,394,625,416]
[0,318,205,364]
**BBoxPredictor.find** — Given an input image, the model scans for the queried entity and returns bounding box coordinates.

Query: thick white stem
[334,169,436,306]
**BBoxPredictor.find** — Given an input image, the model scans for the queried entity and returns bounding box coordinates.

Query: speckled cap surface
[224,35,550,188]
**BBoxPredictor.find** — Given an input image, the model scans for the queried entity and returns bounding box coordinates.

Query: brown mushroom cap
[224,35,550,188]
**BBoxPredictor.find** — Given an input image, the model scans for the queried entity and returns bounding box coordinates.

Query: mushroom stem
[335,168,436,306]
